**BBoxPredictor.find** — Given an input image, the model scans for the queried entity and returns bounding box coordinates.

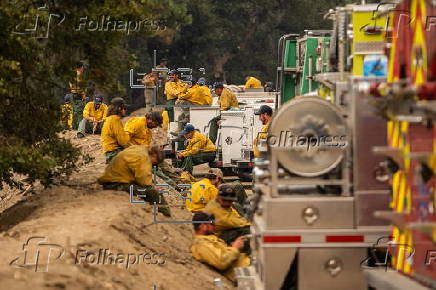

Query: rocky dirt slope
[0,119,235,290]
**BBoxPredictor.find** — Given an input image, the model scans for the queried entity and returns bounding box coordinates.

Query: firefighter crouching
[77,95,108,138]
[98,145,171,217]
[186,168,223,212]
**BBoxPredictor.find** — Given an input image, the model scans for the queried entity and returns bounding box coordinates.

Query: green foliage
[146,0,368,84]
[0,0,190,189]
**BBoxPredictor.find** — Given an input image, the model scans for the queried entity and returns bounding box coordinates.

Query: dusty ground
[0,117,236,290]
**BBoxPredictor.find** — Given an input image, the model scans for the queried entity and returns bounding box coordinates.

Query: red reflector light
[215,161,223,167]
[248,162,253,167]
[265,99,273,103]
[363,26,383,35]
[263,236,301,243]
[325,235,364,243]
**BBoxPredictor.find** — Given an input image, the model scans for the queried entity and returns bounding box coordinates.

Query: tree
[0,0,190,189]
[148,0,367,85]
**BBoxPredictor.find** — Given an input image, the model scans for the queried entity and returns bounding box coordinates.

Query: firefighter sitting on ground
[175,123,217,174]
[165,70,188,122]
[253,105,273,158]
[244,76,262,89]
[98,145,171,217]
[204,184,250,253]
[77,95,108,138]
[191,212,250,282]
[101,97,130,163]
[208,82,240,144]
[186,168,223,212]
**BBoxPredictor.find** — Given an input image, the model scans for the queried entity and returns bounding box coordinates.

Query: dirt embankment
[0,127,235,289]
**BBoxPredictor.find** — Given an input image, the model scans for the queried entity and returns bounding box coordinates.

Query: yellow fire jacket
[161,110,169,132]
[179,85,212,105]
[244,76,262,88]
[83,102,108,121]
[191,235,250,281]
[218,88,239,110]
[253,121,270,158]
[124,117,152,146]
[61,104,73,129]
[181,131,216,157]
[203,199,251,234]
[101,115,130,153]
[69,68,85,95]
[98,145,152,186]
[186,178,218,212]
[164,80,188,100]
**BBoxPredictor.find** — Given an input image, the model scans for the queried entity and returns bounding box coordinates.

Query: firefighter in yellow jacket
[208,83,240,143]
[204,184,251,253]
[98,145,171,217]
[61,94,74,130]
[101,97,130,163]
[215,83,238,111]
[176,77,213,133]
[124,111,163,146]
[165,70,188,122]
[253,105,273,158]
[77,95,108,138]
[175,124,216,173]
[177,77,212,106]
[186,168,223,212]
[191,212,250,281]
[244,76,262,89]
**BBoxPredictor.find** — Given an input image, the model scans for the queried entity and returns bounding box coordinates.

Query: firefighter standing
[208,82,240,144]
[70,62,88,130]
[165,70,188,122]
[143,71,158,112]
